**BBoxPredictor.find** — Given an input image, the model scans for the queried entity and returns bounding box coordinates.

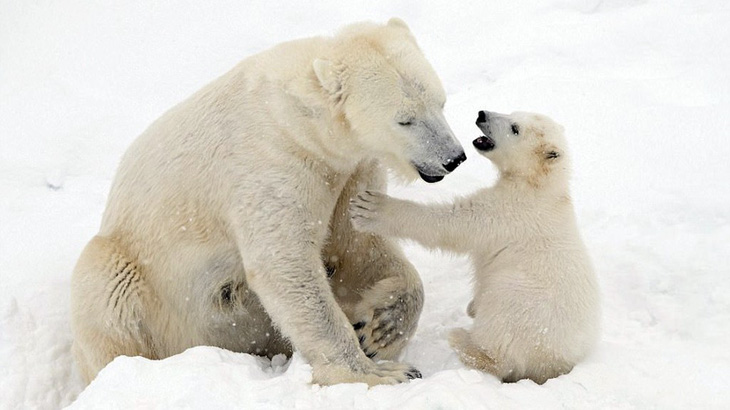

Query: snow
[1,0,729,408]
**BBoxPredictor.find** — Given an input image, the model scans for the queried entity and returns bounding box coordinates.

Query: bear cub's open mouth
[473,136,495,152]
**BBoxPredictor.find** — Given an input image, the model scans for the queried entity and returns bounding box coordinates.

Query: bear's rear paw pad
[354,294,418,360]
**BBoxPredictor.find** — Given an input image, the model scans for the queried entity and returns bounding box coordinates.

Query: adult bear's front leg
[324,161,425,362]
[234,186,419,386]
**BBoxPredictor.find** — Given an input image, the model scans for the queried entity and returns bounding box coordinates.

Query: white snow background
[1,0,729,409]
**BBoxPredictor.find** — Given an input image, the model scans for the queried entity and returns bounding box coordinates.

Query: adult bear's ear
[387,17,410,31]
[313,59,341,94]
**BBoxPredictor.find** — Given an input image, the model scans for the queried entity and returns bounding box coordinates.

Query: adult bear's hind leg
[325,160,424,362]
[349,273,423,361]
[71,235,155,384]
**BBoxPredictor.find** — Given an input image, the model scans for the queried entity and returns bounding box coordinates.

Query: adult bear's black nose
[476,110,488,124]
[443,152,467,172]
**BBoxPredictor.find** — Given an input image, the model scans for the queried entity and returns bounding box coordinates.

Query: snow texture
[1,0,729,409]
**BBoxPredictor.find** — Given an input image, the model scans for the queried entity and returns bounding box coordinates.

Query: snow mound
[2,0,730,409]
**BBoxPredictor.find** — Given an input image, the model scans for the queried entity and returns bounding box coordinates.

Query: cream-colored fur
[350,111,600,384]
[71,18,466,386]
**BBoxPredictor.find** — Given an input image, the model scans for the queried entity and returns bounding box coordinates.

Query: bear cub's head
[313,18,466,183]
[473,111,568,185]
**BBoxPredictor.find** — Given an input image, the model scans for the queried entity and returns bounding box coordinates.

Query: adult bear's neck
[218,45,362,174]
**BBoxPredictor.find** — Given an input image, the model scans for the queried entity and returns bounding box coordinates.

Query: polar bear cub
[349,111,600,384]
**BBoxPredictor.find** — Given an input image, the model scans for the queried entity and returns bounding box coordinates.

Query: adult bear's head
[313,18,466,183]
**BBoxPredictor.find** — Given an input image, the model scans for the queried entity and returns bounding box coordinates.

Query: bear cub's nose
[476,110,488,124]
[443,152,467,172]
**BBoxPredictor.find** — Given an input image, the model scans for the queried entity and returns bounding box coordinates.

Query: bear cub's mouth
[473,136,495,152]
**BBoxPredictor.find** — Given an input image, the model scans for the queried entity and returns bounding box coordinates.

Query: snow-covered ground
[2,0,729,408]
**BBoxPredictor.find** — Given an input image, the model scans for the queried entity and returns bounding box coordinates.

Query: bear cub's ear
[313,59,341,94]
[540,144,562,161]
[545,150,561,160]
[387,17,411,31]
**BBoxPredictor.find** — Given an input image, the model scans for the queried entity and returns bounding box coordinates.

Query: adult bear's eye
[398,121,413,126]
[511,123,519,135]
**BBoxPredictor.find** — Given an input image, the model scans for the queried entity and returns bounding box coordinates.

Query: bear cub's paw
[349,190,390,233]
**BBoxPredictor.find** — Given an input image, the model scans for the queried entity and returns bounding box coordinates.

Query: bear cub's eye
[398,121,413,126]
[511,123,520,135]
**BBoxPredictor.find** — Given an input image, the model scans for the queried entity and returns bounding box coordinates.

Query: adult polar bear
[71,19,465,386]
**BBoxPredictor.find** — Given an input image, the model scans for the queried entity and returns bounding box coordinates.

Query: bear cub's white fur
[350,111,600,384]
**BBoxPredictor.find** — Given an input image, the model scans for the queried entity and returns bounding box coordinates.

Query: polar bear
[349,111,600,384]
[70,18,467,386]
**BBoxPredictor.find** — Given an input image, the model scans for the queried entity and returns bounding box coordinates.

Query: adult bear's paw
[351,277,423,361]
[312,359,421,386]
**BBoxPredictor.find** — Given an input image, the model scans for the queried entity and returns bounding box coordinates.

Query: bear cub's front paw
[349,190,388,233]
